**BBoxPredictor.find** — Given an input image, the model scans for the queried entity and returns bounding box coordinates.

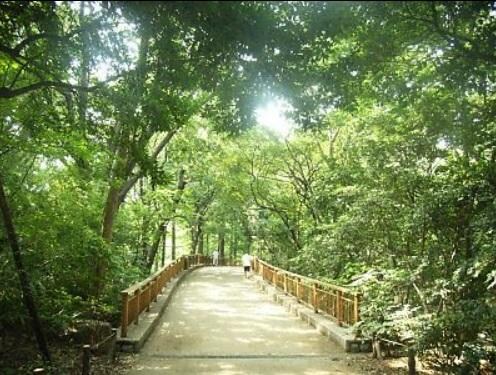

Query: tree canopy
[1,1,495,373]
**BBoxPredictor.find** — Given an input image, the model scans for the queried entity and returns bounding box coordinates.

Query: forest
[1,1,495,374]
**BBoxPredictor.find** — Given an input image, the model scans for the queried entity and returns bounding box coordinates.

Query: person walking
[242,253,253,278]
[212,250,219,266]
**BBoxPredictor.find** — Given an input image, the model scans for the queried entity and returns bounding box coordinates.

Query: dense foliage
[1,1,495,373]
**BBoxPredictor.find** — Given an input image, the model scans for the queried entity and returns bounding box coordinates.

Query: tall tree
[0,176,51,363]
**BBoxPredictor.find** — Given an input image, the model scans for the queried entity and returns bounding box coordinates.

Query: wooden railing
[253,257,361,326]
[120,254,209,337]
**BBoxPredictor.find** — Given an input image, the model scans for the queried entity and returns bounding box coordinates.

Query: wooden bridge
[118,255,366,374]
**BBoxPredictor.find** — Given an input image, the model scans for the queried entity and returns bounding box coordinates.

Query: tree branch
[0,81,89,99]
[4,14,109,56]
[13,33,69,54]
[8,61,31,89]
[0,73,122,99]
[0,44,26,65]
[118,128,179,203]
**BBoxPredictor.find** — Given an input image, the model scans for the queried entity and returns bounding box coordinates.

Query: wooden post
[312,283,318,313]
[155,277,159,300]
[152,278,156,302]
[82,344,91,375]
[372,338,382,360]
[121,292,129,338]
[153,273,158,302]
[109,328,117,361]
[337,290,343,326]
[296,278,300,303]
[408,348,416,375]
[135,290,140,325]
[272,269,277,286]
[283,273,288,294]
[146,284,151,312]
[353,294,359,323]
[150,281,154,304]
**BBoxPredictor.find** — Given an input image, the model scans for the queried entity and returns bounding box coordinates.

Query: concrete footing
[254,278,371,353]
[116,267,200,352]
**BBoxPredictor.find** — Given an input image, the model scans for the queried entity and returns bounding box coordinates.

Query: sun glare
[255,99,294,139]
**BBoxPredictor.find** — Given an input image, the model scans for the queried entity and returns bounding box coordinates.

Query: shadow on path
[127,267,364,374]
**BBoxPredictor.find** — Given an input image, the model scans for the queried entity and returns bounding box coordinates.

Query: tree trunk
[0,176,51,363]
[145,166,186,269]
[78,1,89,125]
[101,185,120,242]
[74,1,91,173]
[97,184,120,295]
[94,26,183,291]
[146,223,164,271]
[198,230,204,255]
[161,224,167,267]
[232,231,238,259]
[139,178,149,265]
[100,27,152,244]
[218,231,225,265]
[196,223,203,254]
[229,226,237,261]
[190,224,196,254]
[171,220,176,260]
[191,220,204,255]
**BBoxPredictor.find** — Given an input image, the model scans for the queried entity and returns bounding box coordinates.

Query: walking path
[127,266,365,374]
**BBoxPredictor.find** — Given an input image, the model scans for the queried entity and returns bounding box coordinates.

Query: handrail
[256,259,358,295]
[253,257,361,326]
[122,263,173,295]
[120,254,210,338]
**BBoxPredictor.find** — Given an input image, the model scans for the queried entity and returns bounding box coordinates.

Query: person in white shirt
[212,250,219,266]
[242,253,253,278]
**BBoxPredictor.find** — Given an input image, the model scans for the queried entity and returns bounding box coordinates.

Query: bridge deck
[127,266,364,374]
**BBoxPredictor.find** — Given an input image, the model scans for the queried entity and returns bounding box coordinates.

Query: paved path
[127,267,364,374]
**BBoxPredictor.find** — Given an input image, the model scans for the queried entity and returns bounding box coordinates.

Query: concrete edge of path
[254,277,372,353]
[116,266,202,353]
